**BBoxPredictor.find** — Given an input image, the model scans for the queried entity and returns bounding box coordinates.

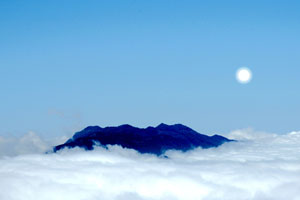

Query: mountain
[53,123,233,155]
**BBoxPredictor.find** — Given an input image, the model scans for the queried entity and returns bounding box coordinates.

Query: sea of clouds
[1,129,300,200]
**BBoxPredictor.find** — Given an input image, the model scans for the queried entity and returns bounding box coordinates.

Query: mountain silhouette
[53,123,233,155]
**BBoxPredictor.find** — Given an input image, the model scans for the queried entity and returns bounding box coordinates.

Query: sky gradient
[1,0,300,138]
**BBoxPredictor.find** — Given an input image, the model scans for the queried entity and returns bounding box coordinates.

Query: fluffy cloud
[0,129,300,200]
[0,132,68,157]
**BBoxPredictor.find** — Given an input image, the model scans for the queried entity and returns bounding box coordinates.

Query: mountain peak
[156,123,169,129]
[156,123,194,133]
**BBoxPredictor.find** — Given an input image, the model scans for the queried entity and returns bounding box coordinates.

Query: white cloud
[0,132,68,157]
[0,129,300,200]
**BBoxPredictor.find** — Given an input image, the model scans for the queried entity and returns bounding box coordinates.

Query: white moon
[236,67,252,84]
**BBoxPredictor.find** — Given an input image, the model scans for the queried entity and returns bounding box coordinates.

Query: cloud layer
[0,129,300,200]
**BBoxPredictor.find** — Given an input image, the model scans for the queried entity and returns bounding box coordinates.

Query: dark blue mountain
[53,123,233,155]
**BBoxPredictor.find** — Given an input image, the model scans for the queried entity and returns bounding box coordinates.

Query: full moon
[236,67,252,84]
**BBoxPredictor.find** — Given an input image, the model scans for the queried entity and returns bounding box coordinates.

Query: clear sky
[1,0,300,138]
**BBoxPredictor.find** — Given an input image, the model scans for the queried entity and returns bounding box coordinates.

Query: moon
[236,67,252,84]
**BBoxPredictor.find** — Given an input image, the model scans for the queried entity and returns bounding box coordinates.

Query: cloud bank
[0,129,300,200]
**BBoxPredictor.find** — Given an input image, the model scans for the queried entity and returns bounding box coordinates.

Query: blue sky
[1,0,300,138]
